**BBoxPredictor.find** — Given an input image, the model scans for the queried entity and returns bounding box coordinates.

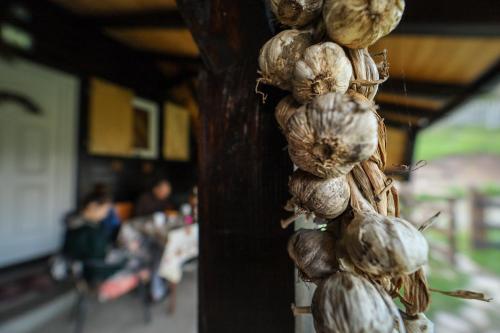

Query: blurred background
[0,0,499,333]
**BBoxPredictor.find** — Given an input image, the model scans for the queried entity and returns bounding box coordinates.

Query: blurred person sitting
[63,188,125,282]
[63,188,150,301]
[135,178,174,217]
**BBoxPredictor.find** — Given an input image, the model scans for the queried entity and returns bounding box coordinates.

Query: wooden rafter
[402,0,499,25]
[379,78,464,99]
[378,102,438,119]
[139,51,201,66]
[83,9,186,28]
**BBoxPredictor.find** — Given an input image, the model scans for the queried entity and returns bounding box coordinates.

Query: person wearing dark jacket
[63,189,125,281]
[134,178,174,217]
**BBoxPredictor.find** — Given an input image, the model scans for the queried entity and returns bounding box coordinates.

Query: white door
[0,58,78,267]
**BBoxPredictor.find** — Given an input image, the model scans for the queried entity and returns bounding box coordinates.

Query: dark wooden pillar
[176,1,294,332]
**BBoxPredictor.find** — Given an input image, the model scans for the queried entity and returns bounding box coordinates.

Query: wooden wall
[77,77,197,205]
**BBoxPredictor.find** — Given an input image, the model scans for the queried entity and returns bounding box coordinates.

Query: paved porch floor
[33,268,197,333]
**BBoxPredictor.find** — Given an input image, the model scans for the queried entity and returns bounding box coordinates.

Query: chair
[115,202,134,222]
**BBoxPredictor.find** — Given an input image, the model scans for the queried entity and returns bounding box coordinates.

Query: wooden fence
[471,190,500,249]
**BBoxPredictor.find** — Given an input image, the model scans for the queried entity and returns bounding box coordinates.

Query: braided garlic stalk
[257,0,490,332]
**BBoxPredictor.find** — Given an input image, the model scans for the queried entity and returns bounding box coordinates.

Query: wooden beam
[402,0,499,24]
[383,118,420,130]
[177,1,294,333]
[83,10,186,28]
[378,102,437,118]
[393,0,500,36]
[394,23,500,37]
[140,51,201,66]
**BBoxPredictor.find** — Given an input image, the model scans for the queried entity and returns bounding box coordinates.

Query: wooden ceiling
[4,0,495,133]
[107,28,198,57]
[51,0,177,13]
[370,35,500,129]
[51,0,200,83]
[1,0,496,177]
[371,36,500,84]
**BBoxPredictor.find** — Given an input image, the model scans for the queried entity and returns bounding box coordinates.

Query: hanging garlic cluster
[258,1,490,332]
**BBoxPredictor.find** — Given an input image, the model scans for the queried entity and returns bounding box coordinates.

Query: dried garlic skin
[287,228,339,281]
[344,210,429,276]
[292,42,352,103]
[323,0,405,48]
[348,48,381,101]
[402,313,434,333]
[258,29,312,91]
[288,170,350,219]
[286,92,378,178]
[312,272,402,333]
[270,0,324,27]
[401,268,430,315]
[275,95,301,132]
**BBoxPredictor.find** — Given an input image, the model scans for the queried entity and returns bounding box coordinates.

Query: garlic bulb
[402,313,434,333]
[292,42,352,103]
[312,272,403,333]
[348,48,382,101]
[288,169,350,219]
[287,228,338,282]
[286,92,378,178]
[275,95,301,131]
[270,0,324,27]
[323,0,405,48]
[344,210,429,276]
[258,29,312,91]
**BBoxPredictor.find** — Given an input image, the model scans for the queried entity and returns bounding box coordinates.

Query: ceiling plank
[371,36,500,84]
[106,28,199,57]
[84,10,186,28]
[375,92,446,110]
[51,0,177,14]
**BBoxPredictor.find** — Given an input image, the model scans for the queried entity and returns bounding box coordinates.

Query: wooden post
[176,1,295,332]
[447,198,457,265]
[470,189,485,249]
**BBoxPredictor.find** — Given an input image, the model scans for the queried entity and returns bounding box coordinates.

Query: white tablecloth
[158,223,199,283]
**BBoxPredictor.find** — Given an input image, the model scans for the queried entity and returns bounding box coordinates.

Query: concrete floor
[34,268,197,333]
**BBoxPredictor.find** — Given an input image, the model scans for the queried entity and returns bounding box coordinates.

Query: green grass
[414,127,500,162]
[481,184,500,197]
[427,229,500,276]
[426,256,469,318]
[424,228,500,318]
[458,231,500,276]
